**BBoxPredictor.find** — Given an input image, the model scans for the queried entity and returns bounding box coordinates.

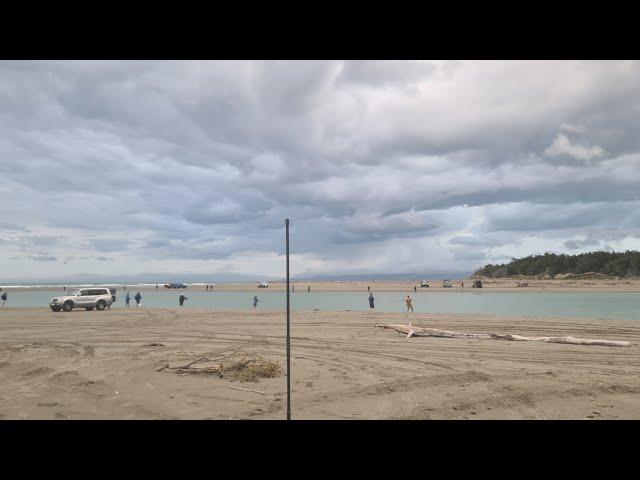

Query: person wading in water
[179,294,188,307]
[405,295,414,312]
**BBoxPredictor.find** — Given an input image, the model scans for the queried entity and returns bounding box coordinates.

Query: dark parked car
[473,280,483,288]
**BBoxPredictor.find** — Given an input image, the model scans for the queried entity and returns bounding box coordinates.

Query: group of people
[289,285,312,292]
[123,291,189,307]
[124,291,143,307]
[367,293,415,312]
[205,285,214,291]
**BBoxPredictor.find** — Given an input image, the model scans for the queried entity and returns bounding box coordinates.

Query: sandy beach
[1,307,638,419]
[5,277,640,294]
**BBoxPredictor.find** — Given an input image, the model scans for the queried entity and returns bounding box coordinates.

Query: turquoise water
[1,289,639,320]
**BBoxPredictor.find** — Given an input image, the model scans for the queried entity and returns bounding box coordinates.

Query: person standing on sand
[253,296,259,310]
[1,291,7,307]
[368,293,375,312]
[405,295,414,312]
[134,291,142,307]
[179,294,188,307]
[461,281,464,288]
[125,291,130,307]
[308,285,310,293]
[368,285,370,292]
[414,285,417,293]
[292,285,295,293]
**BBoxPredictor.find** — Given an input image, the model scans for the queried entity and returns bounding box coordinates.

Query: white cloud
[544,133,605,161]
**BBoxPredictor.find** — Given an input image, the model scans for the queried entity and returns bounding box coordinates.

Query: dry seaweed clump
[157,351,281,383]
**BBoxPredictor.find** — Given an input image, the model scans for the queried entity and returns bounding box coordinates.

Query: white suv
[50,288,113,312]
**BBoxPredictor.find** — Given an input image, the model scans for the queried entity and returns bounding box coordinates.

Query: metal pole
[285,218,291,420]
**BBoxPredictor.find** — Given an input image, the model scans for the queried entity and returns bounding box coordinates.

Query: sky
[1,60,640,282]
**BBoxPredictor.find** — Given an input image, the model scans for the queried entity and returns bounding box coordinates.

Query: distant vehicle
[473,280,483,288]
[420,280,429,288]
[443,280,453,288]
[49,288,113,312]
[164,283,187,289]
[258,282,269,288]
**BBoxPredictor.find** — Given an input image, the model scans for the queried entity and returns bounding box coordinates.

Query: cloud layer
[2,60,640,280]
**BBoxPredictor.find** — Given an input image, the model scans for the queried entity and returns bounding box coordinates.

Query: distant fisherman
[308,285,310,293]
[179,294,188,307]
[135,291,142,307]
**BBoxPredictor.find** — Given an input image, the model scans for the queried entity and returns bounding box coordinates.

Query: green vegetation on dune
[474,251,640,279]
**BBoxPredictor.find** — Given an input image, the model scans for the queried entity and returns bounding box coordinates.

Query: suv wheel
[51,306,61,312]
[62,301,74,312]
[96,300,106,311]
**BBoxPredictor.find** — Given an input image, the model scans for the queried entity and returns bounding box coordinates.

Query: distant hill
[474,250,640,278]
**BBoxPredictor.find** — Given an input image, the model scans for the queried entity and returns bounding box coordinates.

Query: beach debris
[157,350,281,382]
[143,343,165,347]
[375,323,631,347]
[226,386,266,395]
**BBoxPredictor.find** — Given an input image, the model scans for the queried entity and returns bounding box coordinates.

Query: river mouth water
[2,289,639,320]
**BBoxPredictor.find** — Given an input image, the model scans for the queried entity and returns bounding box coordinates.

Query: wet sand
[0,307,638,419]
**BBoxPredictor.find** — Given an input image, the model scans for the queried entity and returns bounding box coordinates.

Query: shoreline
[3,278,640,293]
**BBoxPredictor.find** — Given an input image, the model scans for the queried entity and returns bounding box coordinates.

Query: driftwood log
[375,323,631,347]
[157,357,224,375]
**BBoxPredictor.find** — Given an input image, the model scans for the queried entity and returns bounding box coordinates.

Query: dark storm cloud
[2,60,640,277]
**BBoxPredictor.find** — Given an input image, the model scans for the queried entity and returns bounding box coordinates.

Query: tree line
[474,251,640,278]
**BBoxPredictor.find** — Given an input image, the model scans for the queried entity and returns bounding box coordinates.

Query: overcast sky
[2,60,640,281]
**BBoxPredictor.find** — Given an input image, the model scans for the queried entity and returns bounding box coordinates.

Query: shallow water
[1,289,639,320]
